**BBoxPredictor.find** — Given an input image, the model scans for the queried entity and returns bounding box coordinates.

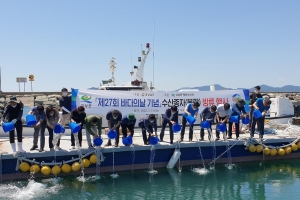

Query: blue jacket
[183,103,199,118]
[256,98,270,112]
[138,115,157,133]
[121,114,136,126]
[200,107,216,121]
[231,103,247,116]
[163,108,178,123]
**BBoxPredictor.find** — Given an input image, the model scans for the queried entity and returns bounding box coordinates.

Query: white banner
[73,89,248,117]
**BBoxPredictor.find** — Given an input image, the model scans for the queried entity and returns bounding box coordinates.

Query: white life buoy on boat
[166,149,181,169]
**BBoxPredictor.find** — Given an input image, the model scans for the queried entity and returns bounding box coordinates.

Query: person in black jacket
[199,105,217,141]
[138,114,158,145]
[248,86,263,132]
[160,106,178,144]
[1,96,25,153]
[70,106,86,149]
[105,110,122,147]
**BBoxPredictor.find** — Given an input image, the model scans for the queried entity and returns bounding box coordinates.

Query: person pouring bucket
[1,96,25,153]
[250,98,272,143]
[180,101,200,142]
[199,105,217,141]
[121,113,136,139]
[28,105,47,151]
[105,110,122,147]
[84,115,102,148]
[160,105,178,144]
[228,99,247,140]
[70,106,86,149]
[138,114,158,145]
[215,103,232,141]
[45,106,60,151]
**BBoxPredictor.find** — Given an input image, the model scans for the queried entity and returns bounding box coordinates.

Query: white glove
[11,119,17,124]
[0,121,4,126]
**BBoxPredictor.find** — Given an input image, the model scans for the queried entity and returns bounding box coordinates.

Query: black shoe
[104,143,111,147]
[30,145,38,151]
[170,141,173,144]
[199,138,204,141]
[228,136,232,139]
[160,138,163,142]
[215,138,220,141]
[38,148,44,152]
[114,144,118,147]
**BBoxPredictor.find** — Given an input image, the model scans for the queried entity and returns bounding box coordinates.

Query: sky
[0,0,299,92]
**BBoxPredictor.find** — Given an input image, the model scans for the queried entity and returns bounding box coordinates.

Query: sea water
[1,159,300,199]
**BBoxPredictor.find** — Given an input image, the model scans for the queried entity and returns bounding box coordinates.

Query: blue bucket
[200,121,210,129]
[108,130,117,139]
[122,136,133,146]
[172,123,181,132]
[69,122,81,133]
[216,123,226,132]
[186,116,196,125]
[230,116,239,123]
[253,110,262,119]
[150,136,159,145]
[2,122,15,133]
[93,137,103,147]
[61,127,65,134]
[26,114,37,126]
[242,117,250,125]
[54,124,64,134]
[244,104,250,113]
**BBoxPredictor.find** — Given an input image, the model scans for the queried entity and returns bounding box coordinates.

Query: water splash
[191,167,210,175]
[110,139,118,178]
[95,147,102,179]
[223,132,233,167]
[130,144,135,171]
[193,129,205,169]
[146,145,157,174]
[208,129,217,168]
[225,163,235,170]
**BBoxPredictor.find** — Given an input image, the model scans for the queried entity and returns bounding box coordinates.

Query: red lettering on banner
[202,98,209,106]
[223,98,229,104]
[216,98,222,105]
[209,98,214,106]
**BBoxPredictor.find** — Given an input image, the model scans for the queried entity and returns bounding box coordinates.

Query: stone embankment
[0,92,300,118]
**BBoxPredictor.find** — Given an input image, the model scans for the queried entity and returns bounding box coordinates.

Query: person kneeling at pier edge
[84,115,102,148]
[138,114,158,145]
[105,110,122,147]
[228,99,247,140]
[250,98,272,142]
[121,113,136,139]
[160,105,178,144]
[1,96,25,153]
[199,105,217,141]
[28,105,47,151]
[70,106,86,149]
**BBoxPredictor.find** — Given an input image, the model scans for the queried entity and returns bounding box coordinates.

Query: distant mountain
[87,87,99,90]
[176,84,300,92]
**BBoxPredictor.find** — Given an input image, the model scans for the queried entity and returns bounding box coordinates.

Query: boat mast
[133,43,151,83]
[108,57,117,86]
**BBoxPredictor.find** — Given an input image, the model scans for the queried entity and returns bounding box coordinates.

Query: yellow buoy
[270,148,277,156]
[264,148,270,155]
[82,158,90,168]
[30,164,40,173]
[256,145,263,153]
[90,154,97,164]
[297,141,300,149]
[291,144,298,151]
[284,146,292,155]
[72,162,81,172]
[19,162,30,172]
[278,148,285,156]
[52,165,61,175]
[249,145,256,153]
[62,164,71,173]
[41,166,51,176]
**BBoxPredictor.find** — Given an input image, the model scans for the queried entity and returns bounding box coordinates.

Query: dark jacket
[200,107,216,121]
[70,109,86,124]
[59,96,72,115]
[121,115,136,126]
[3,103,23,121]
[163,108,178,123]
[138,115,157,133]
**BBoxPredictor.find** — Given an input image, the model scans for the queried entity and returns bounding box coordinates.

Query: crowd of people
[1,86,272,153]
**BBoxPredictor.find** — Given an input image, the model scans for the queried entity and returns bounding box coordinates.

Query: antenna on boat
[150,21,155,91]
[130,50,134,76]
